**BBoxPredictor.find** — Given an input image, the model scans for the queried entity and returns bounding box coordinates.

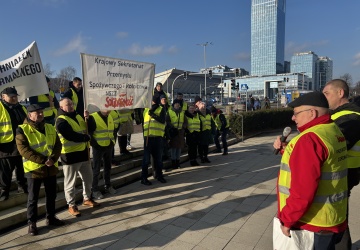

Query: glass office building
[251,0,286,76]
[291,51,318,90]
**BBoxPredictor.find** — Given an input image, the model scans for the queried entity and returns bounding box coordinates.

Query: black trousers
[198,145,209,159]
[27,175,57,223]
[92,147,112,191]
[141,137,163,179]
[118,135,128,153]
[186,132,199,161]
[0,156,26,193]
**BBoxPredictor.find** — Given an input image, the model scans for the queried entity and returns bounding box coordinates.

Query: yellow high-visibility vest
[332,110,360,169]
[187,113,200,133]
[19,123,58,173]
[168,109,184,129]
[0,102,27,143]
[90,112,115,147]
[199,113,211,131]
[56,114,87,154]
[37,90,57,118]
[109,110,120,129]
[278,123,348,227]
[143,107,165,137]
[70,88,78,111]
[214,114,229,130]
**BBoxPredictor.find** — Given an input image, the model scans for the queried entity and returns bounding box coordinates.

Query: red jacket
[277,114,347,233]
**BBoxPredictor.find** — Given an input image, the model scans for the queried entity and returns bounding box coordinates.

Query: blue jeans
[214,128,228,152]
[141,137,163,179]
[170,148,181,160]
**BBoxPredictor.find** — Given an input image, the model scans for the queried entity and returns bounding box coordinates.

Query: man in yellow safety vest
[273,92,348,249]
[16,104,64,236]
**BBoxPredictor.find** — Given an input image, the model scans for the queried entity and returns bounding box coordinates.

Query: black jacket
[55,108,90,164]
[0,100,27,158]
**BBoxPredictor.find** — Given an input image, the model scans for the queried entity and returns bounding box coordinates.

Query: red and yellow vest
[278,123,348,227]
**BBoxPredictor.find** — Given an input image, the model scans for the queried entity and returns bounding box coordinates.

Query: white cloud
[234,52,251,61]
[285,40,329,57]
[168,45,178,54]
[353,52,360,66]
[116,32,128,39]
[53,33,87,56]
[127,43,163,56]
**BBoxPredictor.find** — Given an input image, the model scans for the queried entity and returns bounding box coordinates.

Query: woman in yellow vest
[185,103,201,166]
[197,102,214,163]
[166,99,187,170]
[273,92,348,249]
[15,104,64,236]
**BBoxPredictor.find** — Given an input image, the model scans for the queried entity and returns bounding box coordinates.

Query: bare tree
[339,73,353,86]
[56,66,76,81]
[55,66,77,93]
[43,63,55,78]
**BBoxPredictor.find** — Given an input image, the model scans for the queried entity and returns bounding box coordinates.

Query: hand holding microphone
[273,127,291,155]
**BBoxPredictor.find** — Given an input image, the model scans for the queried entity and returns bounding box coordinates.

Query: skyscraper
[291,51,318,90]
[251,0,286,76]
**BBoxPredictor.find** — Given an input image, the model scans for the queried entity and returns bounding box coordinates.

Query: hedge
[228,108,294,135]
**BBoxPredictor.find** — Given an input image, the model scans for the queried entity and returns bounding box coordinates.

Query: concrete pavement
[1,131,359,250]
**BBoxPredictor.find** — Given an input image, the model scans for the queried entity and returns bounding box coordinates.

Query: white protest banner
[0,41,49,100]
[81,53,154,113]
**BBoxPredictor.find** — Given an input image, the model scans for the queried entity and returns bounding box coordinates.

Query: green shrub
[229,109,294,135]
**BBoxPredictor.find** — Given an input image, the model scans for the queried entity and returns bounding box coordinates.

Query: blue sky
[1,0,360,83]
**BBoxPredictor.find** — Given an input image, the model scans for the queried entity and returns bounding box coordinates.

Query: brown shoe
[68,205,81,217]
[83,199,100,207]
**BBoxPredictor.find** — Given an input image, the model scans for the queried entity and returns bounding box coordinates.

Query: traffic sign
[241,84,248,91]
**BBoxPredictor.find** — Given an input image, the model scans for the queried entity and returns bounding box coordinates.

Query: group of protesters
[0,78,229,236]
[139,82,229,185]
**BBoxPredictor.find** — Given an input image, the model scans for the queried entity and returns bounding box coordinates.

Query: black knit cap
[194,96,202,103]
[27,104,44,112]
[288,91,329,109]
[1,87,19,96]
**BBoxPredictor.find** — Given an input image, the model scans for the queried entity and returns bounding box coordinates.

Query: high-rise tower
[251,0,286,76]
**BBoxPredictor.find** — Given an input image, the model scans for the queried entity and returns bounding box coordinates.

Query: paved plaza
[0,132,359,250]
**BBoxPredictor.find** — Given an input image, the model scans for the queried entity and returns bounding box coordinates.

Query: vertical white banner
[0,41,49,100]
[81,53,154,113]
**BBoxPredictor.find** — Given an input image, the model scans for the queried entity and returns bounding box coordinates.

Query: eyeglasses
[293,109,312,117]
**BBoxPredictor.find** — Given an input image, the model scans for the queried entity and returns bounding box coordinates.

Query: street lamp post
[197,42,212,101]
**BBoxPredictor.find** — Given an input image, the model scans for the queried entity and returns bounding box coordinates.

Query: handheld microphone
[273,127,292,155]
